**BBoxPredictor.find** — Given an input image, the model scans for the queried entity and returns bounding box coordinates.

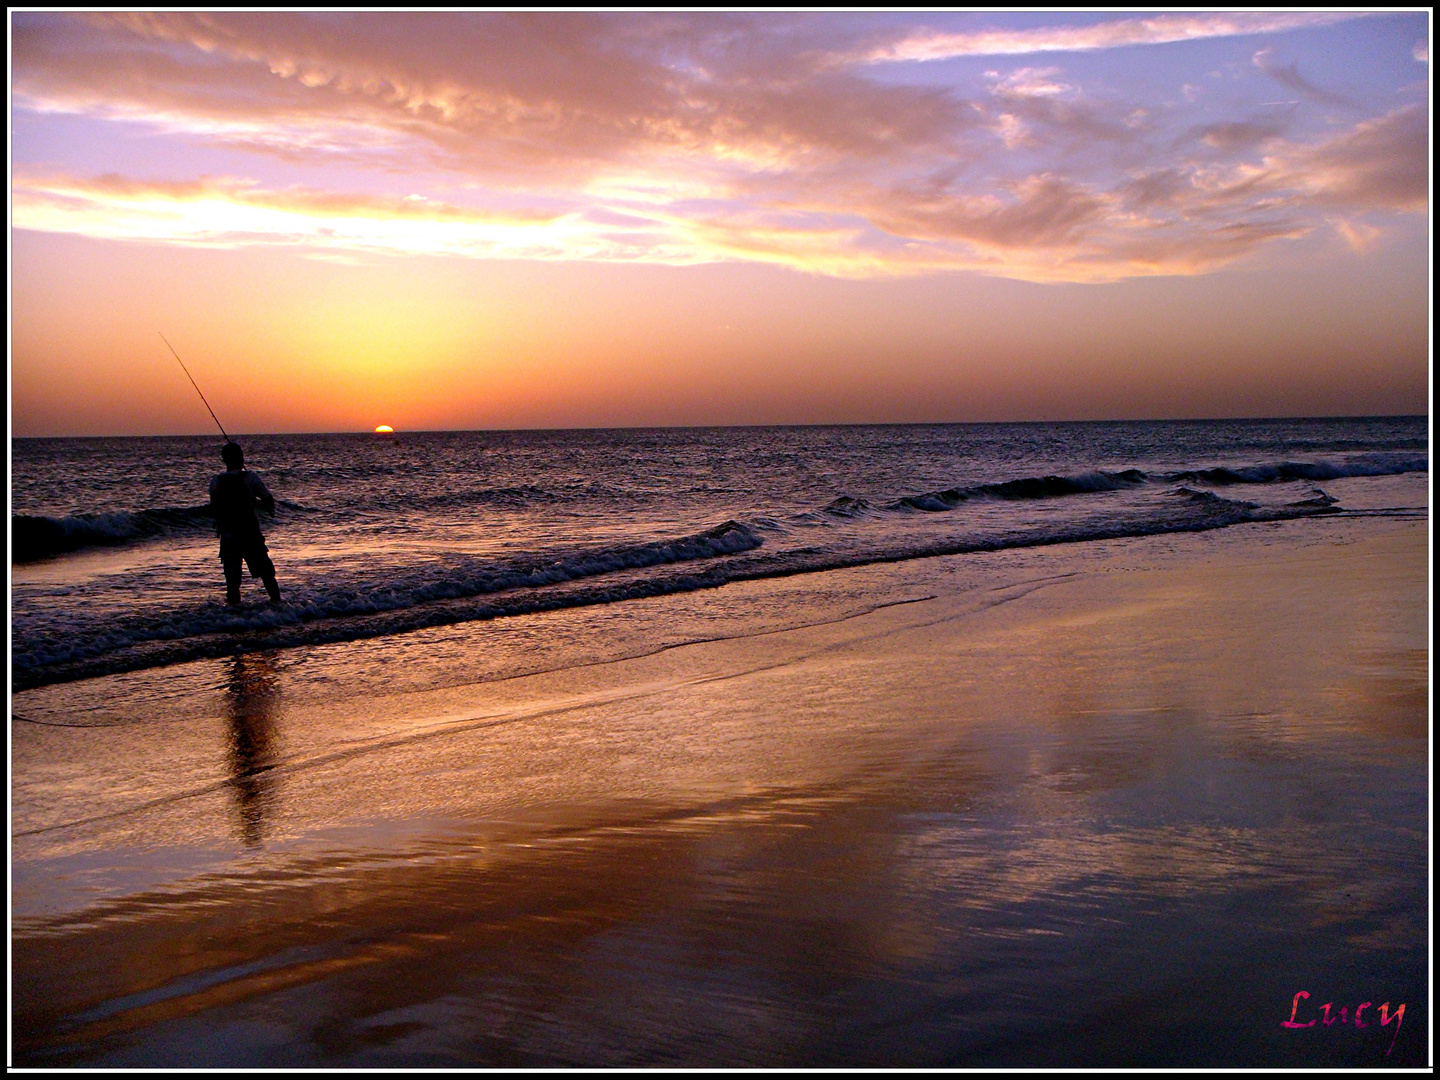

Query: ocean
[10,416,1428,693]
[10,416,1430,1066]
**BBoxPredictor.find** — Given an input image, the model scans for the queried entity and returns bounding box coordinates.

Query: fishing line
[159,332,231,443]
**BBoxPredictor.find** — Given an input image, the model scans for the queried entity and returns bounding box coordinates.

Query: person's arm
[247,472,277,514]
[208,475,224,535]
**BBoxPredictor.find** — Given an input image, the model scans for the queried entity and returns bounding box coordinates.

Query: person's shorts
[220,533,276,578]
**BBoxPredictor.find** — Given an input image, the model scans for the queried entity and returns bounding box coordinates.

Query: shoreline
[12,514,1429,1066]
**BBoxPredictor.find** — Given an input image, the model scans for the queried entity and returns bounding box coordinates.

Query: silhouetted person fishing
[210,441,282,606]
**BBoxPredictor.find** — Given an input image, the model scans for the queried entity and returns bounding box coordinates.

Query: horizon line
[10,413,1430,441]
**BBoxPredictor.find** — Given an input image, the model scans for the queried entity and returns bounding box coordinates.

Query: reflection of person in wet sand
[225,652,280,847]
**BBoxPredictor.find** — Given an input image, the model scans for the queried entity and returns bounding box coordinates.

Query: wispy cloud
[10,173,617,261]
[1273,104,1428,212]
[860,12,1377,63]
[1331,216,1384,252]
[1194,119,1287,153]
[988,67,1075,98]
[1251,48,1351,108]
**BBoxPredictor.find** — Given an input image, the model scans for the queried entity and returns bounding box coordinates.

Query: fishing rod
[159,332,231,443]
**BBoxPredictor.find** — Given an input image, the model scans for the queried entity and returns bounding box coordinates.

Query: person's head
[221,442,244,469]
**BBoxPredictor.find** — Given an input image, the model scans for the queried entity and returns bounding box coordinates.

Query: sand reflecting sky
[12,522,1427,1065]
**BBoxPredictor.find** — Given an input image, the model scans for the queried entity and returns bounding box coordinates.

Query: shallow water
[11,504,1429,1066]
[11,418,1426,690]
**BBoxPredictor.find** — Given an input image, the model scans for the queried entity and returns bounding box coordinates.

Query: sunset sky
[10,11,1431,436]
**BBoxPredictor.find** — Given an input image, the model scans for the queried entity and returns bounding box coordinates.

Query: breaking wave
[12,506,217,562]
[15,454,1421,564]
[12,521,762,687]
[885,456,1423,514]
[1166,453,1428,487]
[12,493,1344,691]
[10,448,1424,688]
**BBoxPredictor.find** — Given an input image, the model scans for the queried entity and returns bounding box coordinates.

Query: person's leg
[247,545,281,603]
[223,555,242,605]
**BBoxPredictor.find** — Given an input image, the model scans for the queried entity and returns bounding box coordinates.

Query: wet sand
[11,517,1429,1066]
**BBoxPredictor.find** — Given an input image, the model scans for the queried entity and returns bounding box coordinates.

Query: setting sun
[374,425,394,433]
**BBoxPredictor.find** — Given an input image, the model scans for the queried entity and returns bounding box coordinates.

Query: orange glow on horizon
[7,230,1430,436]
